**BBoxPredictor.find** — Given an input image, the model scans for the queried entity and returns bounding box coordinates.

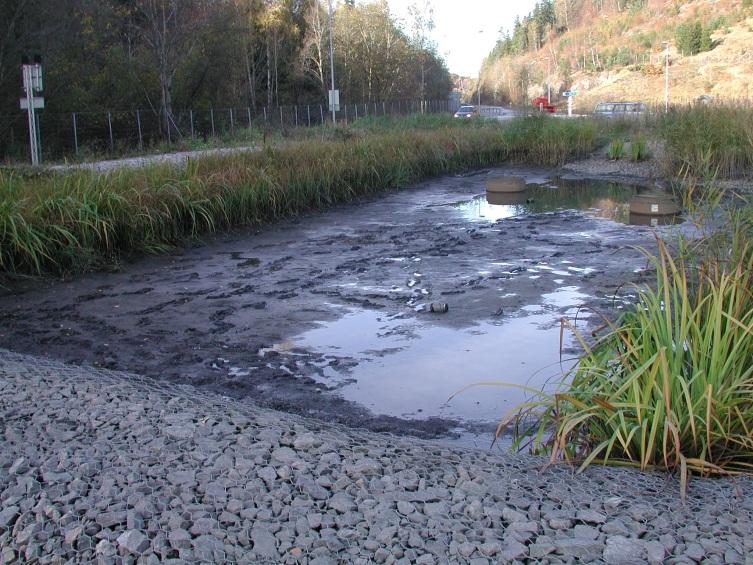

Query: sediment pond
[0,169,688,441]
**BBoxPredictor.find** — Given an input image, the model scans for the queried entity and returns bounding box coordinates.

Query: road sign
[328,89,340,112]
[20,96,44,109]
[563,91,576,97]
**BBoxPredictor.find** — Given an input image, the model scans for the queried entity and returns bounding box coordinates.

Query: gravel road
[50,145,258,172]
[1,349,751,564]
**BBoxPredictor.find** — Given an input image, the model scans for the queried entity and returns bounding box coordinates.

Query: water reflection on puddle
[459,178,684,226]
[275,305,582,424]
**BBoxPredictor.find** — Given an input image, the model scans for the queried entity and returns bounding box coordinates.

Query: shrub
[675,20,713,55]
[630,136,650,161]
[607,138,625,159]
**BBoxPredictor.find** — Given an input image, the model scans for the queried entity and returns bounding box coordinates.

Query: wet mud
[0,169,685,439]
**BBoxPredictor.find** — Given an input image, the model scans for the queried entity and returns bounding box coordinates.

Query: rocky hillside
[477,0,753,112]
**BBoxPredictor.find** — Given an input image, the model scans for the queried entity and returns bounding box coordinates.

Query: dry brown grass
[480,0,753,111]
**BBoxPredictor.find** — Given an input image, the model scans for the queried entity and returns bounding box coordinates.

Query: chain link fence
[1,99,451,164]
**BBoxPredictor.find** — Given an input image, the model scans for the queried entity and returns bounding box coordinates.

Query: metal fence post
[189,109,194,138]
[320,104,324,124]
[354,104,358,120]
[279,106,283,127]
[263,106,267,123]
[247,107,252,128]
[107,112,114,152]
[136,109,143,149]
[307,105,311,127]
[344,104,348,124]
[210,108,216,137]
[72,113,79,155]
[294,105,298,128]
[229,108,234,132]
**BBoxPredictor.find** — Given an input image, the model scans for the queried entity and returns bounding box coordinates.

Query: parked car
[593,101,647,118]
[453,105,479,118]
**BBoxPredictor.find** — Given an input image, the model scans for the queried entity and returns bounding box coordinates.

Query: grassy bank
[503,202,753,490]
[659,105,753,178]
[0,117,599,276]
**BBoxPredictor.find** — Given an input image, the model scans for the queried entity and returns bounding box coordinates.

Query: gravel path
[49,145,258,172]
[1,349,751,564]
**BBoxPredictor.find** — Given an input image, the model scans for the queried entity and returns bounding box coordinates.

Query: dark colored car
[453,105,479,118]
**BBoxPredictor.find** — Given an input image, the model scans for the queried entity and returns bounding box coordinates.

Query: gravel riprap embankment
[1,349,751,564]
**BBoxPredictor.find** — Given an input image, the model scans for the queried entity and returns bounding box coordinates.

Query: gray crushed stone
[1,349,752,564]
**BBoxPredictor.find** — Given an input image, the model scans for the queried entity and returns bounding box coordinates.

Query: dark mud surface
[0,168,688,441]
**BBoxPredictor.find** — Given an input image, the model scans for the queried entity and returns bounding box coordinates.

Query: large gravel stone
[555,538,604,559]
[251,526,278,558]
[328,492,356,513]
[117,530,150,555]
[0,507,19,530]
[603,536,647,564]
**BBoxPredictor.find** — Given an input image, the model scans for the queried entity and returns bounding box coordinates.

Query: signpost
[563,90,577,117]
[21,56,44,165]
[328,89,340,113]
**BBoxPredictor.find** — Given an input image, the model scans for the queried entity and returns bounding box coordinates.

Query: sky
[382,0,539,77]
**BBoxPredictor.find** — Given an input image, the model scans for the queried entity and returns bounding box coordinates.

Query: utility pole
[547,57,551,105]
[327,0,337,125]
[477,30,483,108]
[662,41,670,112]
[477,71,481,107]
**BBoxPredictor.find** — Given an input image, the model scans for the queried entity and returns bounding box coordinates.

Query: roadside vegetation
[659,104,753,178]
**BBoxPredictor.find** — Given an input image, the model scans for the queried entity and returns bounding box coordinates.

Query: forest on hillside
[479,0,752,105]
[0,0,451,128]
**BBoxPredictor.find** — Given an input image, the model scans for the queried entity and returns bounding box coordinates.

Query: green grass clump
[660,104,753,177]
[630,136,650,162]
[607,138,625,160]
[349,113,462,132]
[501,211,753,492]
[499,116,598,167]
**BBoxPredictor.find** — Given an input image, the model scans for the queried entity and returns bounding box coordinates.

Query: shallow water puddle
[272,304,582,424]
[457,178,682,225]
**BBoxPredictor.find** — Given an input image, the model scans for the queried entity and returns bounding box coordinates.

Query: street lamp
[327,0,337,125]
[477,30,483,108]
[662,41,670,112]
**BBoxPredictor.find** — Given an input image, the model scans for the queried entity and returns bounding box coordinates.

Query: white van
[593,101,647,118]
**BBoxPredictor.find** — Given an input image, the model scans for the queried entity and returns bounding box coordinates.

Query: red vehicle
[532,96,556,113]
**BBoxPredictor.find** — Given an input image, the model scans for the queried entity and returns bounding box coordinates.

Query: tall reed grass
[500,206,753,492]
[0,117,599,276]
[659,104,753,178]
